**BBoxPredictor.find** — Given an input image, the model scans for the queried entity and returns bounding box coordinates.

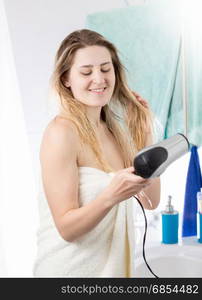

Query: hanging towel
[182,146,202,237]
[85,0,182,139]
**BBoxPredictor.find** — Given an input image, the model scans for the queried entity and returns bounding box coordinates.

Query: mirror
[86,0,202,146]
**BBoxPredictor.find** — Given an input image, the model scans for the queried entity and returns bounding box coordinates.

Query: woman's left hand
[132,91,149,109]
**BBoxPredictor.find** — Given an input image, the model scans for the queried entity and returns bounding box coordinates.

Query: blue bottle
[161,195,179,244]
[197,213,202,243]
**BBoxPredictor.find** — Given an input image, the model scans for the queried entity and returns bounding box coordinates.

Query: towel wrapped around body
[33,167,136,277]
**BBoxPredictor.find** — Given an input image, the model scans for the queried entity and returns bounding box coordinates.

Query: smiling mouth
[89,87,107,93]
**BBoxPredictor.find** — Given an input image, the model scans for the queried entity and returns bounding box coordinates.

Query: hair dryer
[134,133,190,178]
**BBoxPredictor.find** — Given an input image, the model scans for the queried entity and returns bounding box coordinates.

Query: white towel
[33,167,136,277]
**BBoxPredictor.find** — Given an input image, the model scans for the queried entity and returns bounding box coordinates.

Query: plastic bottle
[161,195,179,244]
[197,188,202,243]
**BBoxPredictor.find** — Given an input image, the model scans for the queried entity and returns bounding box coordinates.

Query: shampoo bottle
[161,195,179,244]
[197,188,202,243]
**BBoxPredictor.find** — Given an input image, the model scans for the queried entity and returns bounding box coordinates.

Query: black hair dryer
[133,133,190,178]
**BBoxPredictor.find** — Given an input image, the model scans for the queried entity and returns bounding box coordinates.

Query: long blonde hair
[51,29,153,172]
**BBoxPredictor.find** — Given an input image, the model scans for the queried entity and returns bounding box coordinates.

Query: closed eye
[81,72,91,76]
[101,69,111,73]
[81,69,111,76]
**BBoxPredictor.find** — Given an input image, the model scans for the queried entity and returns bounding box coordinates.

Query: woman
[33,29,160,277]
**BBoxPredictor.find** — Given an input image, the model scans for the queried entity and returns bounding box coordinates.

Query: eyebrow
[79,62,111,68]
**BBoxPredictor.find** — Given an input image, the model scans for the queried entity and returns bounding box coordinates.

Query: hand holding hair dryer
[133,133,190,178]
[133,134,190,246]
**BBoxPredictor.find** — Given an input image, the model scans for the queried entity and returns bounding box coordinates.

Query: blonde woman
[33,29,160,277]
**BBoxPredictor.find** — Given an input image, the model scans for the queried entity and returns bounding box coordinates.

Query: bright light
[181,0,202,40]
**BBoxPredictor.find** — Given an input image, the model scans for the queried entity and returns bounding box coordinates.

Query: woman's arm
[40,117,151,242]
[40,118,115,242]
[137,177,160,210]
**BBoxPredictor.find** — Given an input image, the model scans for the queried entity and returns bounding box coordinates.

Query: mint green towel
[85,1,183,140]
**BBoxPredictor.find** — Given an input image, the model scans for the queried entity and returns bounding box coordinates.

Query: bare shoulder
[43,115,79,142]
[40,115,80,162]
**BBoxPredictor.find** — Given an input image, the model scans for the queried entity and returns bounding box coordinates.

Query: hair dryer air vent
[134,134,189,178]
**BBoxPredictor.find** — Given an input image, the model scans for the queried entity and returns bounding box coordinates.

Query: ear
[61,74,70,88]
[64,81,70,88]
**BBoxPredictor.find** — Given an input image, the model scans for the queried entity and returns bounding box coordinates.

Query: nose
[92,69,105,84]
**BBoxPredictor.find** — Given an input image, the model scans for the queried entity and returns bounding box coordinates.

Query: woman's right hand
[100,166,151,205]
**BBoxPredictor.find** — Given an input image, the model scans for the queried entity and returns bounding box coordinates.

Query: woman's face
[66,45,116,107]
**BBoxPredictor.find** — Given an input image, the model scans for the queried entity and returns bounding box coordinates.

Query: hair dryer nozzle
[134,134,189,178]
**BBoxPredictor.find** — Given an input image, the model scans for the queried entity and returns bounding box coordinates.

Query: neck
[86,106,104,128]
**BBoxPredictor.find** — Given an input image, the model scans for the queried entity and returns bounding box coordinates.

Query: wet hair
[51,29,153,172]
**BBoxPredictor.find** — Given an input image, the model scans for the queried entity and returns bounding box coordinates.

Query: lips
[89,87,107,93]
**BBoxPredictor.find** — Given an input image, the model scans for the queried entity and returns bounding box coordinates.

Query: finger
[132,91,140,98]
[132,171,150,182]
[143,182,152,188]
[124,173,149,184]
[132,183,150,188]
[122,166,135,173]
[139,99,149,108]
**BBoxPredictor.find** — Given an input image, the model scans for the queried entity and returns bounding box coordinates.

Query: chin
[81,96,110,107]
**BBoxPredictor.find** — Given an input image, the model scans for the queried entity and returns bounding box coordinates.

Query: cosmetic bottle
[161,195,179,244]
[197,188,202,243]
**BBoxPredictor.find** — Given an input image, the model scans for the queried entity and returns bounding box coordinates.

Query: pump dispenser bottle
[161,195,179,244]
